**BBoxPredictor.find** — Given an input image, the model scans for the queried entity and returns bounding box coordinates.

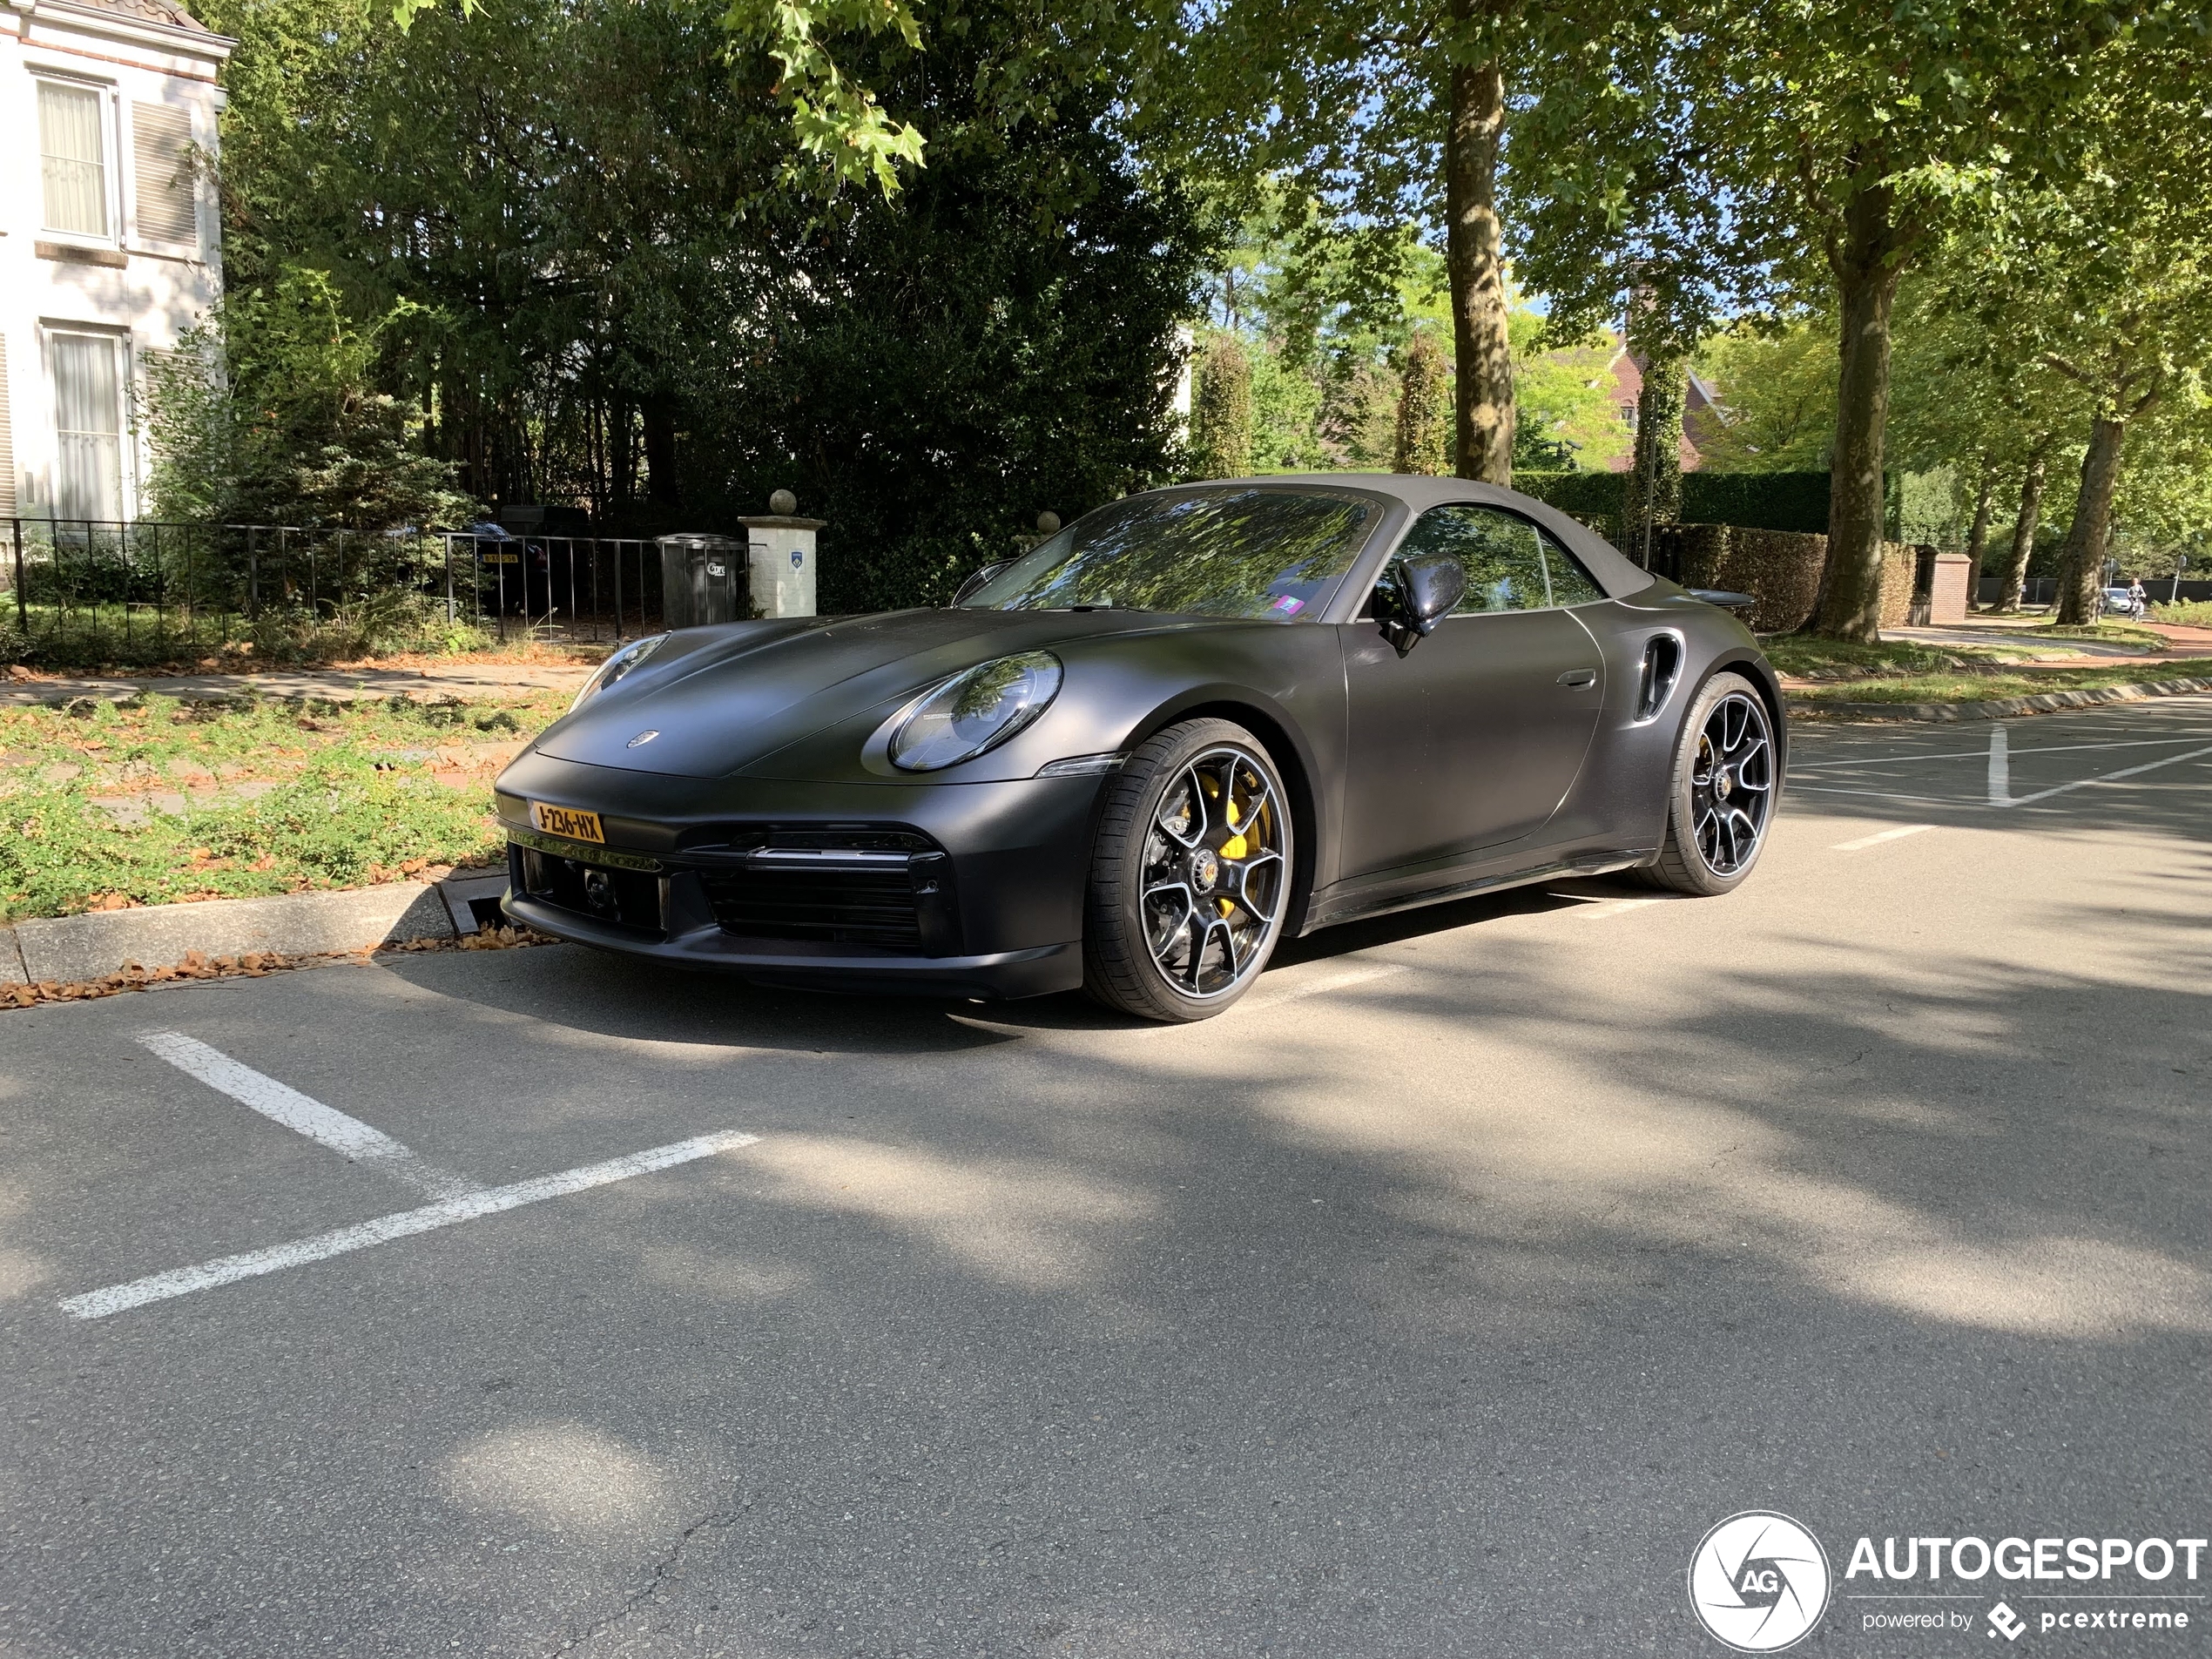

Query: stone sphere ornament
[769,488,798,516]
[1036,511,1062,536]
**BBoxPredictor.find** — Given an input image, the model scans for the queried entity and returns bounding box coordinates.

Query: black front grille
[702,865,925,949]
[685,826,956,954]
[516,845,663,933]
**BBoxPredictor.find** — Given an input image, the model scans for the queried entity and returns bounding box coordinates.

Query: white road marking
[1998,742,2212,807]
[1988,724,2011,806]
[1114,961,1407,1035]
[1235,961,1405,1014]
[1578,898,1670,921]
[1788,784,1969,806]
[1831,825,1938,852]
[1790,734,2212,772]
[139,1032,482,1203]
[57,1129,764,1320]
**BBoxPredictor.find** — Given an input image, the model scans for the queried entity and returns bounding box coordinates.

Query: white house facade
[1,0,230,526]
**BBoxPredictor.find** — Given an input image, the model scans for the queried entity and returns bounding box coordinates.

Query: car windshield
[961,487,1378,620]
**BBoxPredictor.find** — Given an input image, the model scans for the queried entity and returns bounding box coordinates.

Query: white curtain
[39,83,108,238]
[53,334,124,523]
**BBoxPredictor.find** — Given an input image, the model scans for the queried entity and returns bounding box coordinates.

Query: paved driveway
[3,699,2208,1657]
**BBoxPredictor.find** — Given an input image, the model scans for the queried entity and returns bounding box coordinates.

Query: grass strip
[1785,665,2208,705]
[0,688,568,921]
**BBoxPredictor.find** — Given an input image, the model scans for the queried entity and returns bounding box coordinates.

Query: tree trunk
[1994,454,2046,612]
[1393,331,1450,475]
[1962,467,1993,609]
[1446,12,1513,484]
[643,395,680,512]
[1811,182,1905,640]
[2054,415,2129,624]
[1622,351,1686,568]
[610,397,637,512]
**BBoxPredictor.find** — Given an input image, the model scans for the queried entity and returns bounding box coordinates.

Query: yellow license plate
[529,801,604,844]
[482,550,520,563]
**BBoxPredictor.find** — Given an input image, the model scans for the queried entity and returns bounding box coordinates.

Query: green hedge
[1685,471,1830,535]
[1515,469,1831,536]
[1514,470,1626,520]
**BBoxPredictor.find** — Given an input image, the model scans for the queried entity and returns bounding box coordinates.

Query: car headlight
[571,633,667,711]
[888,651,1062,772]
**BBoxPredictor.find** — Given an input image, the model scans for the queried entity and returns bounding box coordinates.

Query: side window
[1393,505,1548,612]
[1542,539,1606,606]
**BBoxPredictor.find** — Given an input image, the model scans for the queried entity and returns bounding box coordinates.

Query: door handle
[1557,667,1597,687]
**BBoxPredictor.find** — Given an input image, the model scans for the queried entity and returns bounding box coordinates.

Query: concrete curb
[1786,675,2212,724]
[1,872,510,985]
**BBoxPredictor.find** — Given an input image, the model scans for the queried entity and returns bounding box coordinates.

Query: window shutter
[0,334,15,519]
[132,103,198,246]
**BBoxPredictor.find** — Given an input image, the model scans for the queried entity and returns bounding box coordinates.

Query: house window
[52,334,125,522]
[40,81,111,239]
[1621,403,1638,430]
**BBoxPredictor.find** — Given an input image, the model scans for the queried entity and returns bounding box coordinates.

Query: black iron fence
[2,518,668,662]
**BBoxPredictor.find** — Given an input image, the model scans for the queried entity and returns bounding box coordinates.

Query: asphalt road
[3,698,2209,1659]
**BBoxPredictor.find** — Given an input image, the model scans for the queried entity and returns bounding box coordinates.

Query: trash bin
[658,533,748,630]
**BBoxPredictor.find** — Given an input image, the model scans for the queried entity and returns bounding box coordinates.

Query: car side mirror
[953,562,1008,606]
[1379,553,1466,654]
[1402,554,1467,631]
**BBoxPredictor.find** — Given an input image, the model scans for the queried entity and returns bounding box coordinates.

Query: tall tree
[1514,0,2166,637]
[1939,37,2212,623]
[723,0,1626,486]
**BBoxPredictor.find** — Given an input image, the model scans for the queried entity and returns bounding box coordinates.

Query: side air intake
[1635,634,1684,722]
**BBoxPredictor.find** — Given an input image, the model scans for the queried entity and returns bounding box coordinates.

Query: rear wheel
[1642,671,1777,896]
[1084,719,1292,1022]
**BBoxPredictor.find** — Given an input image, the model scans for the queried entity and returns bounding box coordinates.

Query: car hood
[530,607,1199,779]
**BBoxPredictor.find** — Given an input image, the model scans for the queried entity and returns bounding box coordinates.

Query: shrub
[1190,336,1256,481]
[1646,523,1831,634]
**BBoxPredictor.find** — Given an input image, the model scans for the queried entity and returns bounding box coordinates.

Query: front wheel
[1083,719,1293,1022]
[1642,672,1778,896]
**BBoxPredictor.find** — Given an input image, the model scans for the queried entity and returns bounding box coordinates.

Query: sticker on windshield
[1269,594,1305,617]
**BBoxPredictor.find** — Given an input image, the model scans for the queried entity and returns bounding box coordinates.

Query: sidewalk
[3,660,597,707]
[1884,619,2212,667]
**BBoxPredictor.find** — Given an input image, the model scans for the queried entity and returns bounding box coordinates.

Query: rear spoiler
[1689,589,1757,614]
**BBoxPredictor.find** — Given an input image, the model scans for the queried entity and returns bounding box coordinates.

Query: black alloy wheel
[1642,671,1777,895]
[1085,718,1293,1022]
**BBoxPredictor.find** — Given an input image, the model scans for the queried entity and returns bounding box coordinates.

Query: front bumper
[493,751,1100,999]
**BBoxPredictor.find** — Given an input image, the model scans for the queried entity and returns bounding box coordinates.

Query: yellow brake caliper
[1218,798,1248,916]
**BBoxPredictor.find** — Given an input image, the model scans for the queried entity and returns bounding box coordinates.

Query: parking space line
[1989,725,2010,806]
[1998,742,2212,807]
[1240,961,1404,1011]
[140,1032,484,1203]
[1790,734,2212,772]
[1576,898,1671,921]
[57,1129,764,1320]
[1832,825,1937,852]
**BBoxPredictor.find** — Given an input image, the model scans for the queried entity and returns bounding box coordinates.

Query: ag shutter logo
[1689,1511,1833,1652]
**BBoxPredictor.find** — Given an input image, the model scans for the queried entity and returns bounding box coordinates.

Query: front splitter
[502,892,1082,1000]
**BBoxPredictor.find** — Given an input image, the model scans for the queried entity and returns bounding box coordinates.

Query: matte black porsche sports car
[496,475,1784,1022]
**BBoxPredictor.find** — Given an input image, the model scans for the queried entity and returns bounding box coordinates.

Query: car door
[1338,502,1607,880]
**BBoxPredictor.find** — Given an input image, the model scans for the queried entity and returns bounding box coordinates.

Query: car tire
[1640,671,1779,896]
[1084,718,1294,1022]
